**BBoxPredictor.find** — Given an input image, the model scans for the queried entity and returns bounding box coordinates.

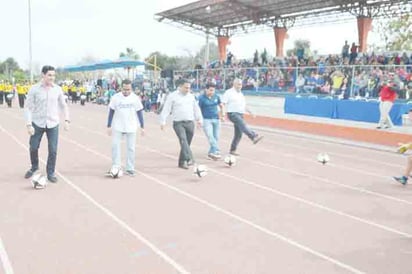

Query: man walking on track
[24,65,70,183]
[107,79,145,176]
[222,78,263,156]
[198,82,225,160]
[159,79,203,169]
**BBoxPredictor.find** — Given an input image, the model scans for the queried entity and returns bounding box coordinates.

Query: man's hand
[64,120,70,131]
[27,125,34,136]
[220,113,226,122]
[107,127,112,136]
[196,121,202,129]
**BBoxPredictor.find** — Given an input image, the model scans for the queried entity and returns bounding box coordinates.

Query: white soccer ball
[317,153,330,164]
[31,173,48,189]
[109,166,123,179]
[193,164,208,178]
[224,155,236,167]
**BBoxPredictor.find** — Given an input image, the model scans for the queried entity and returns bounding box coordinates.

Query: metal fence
[172,65,412,99]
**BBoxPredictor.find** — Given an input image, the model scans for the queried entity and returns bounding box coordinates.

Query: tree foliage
[374,14,412,51]
[119,47,140,60]
[286,39,311,57]
[145,43,219,71]
[0,57,26,82]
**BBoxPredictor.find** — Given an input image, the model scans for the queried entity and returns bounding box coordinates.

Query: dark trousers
[18,94,25,108]
[173,121,194,166]
[4,92,12,107]
[0,91,3,104]
[29,123,59,176]
[228,112,256,152]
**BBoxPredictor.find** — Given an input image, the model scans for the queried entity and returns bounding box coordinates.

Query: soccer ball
[31,173,48,189]
[108,166,123,179]
[317,153,330,164]
[224,155,236,167]
[193,164,208,178]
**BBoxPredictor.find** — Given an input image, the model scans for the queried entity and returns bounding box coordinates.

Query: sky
[1,0,381,70]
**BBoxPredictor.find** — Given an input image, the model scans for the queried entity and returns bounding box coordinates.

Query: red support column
[273,27,287,57]
[217,36,230,62]
[357,16,372,53]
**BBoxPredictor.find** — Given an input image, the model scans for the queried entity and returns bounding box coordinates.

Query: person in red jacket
[377,76,399,129]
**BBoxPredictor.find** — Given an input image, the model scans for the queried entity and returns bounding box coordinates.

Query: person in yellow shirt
[0,80,4,105]
[71,85,78,104]
[17,83,26,108]
[4,81,14,108]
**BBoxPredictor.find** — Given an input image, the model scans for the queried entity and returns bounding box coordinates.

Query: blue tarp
[284,96,412,125]
[60,57,145,72]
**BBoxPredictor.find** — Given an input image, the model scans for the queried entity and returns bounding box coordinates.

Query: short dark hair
[41,65,55,74]
[206,83,216,89]
[176,78,190,87]
[122,79,132,85]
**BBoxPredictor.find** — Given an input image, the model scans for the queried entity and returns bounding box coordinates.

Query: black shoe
[393,176,408,185]
[253,135,264,144]
[24,168,38,179]
[230,151,240,156]
[47,175,58,183]
[178,162,189,169]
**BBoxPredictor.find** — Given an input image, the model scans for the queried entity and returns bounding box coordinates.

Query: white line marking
[0,124,190,274]
[58,135,365,274]
[74,124,412,207]
[142,146,412,238]
[68,123,412,237]
[0,236,14,274]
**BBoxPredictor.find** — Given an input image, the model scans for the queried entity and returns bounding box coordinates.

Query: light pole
[204,30,210,69]
[28,0,33,83]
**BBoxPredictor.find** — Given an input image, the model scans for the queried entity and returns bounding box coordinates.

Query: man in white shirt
[160,79,203,169]
[107,79,144,176]
[221,78,263,156]
[24,65,70,183]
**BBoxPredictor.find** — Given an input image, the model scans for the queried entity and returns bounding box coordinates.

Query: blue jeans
[29,123,59,176]
[112,130,136,172]
[203,119,220,154]
[227,112,256,152]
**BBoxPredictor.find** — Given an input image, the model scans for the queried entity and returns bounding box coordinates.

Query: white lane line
[58,132,365,274]
[69,124,412,237]
[0,236,14,274]
[73,123,412,207]
[0,124,190,274]
[142,146,412,238]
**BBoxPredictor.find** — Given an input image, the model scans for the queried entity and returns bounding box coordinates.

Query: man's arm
[159,93,173,126]
[58,88,70,122]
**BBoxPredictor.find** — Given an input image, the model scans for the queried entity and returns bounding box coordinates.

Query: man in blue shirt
[198,83,225,160]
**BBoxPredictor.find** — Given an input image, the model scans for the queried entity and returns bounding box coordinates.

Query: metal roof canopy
[155,0,412,36]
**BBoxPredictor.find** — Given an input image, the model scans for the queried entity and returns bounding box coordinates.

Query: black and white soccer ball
[31,173,48,189]
[193,164,208,178]
[108,166,123,179]
[317,153,330,165]
[224,155,237,167]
